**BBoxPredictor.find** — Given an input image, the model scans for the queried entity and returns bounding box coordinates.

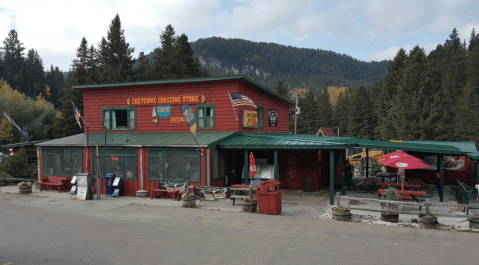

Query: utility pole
[292,93,305,134]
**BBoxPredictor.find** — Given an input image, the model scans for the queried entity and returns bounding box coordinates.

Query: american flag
[72,101,83,129]
[228,93,257,108]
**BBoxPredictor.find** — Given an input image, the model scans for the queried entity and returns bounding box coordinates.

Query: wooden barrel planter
[19,185,32,194]
[332,210,351,221]
[468,217,479,229]
[381,212,399,223]
[182,198,196,208]
[243,201,257,212]
[418,215,438,228]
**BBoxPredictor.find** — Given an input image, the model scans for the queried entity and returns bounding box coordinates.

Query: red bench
[40,177,70,193]
[151,189,181,200]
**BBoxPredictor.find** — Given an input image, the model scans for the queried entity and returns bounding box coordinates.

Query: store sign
[127,95,206,105]
[416,155,465,171]
[154,105,172,119]
[170,117,186,123]
[243,110,258,128]
[268,109,277,127]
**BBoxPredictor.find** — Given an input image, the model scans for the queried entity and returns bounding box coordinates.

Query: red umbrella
[380,152,431,190]
[249,152,257,178]
[379,150,423,163]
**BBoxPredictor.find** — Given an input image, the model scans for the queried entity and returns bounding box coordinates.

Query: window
[257,106,264,129]
[196,105,215,129]
[92,148,137,179]
[103,108,136,130]
[42,148,82,177]
[147,149,200,182]
[26,150,37,165]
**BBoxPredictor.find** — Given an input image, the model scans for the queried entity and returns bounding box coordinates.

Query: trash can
[105,173,116,197]
[257,179,283,215]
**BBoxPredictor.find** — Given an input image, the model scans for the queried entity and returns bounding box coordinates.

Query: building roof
[215,133,346,150]
[316,127,336,137]
[1,140,46,149]
[72,75,295,106]
[37,131,237,148]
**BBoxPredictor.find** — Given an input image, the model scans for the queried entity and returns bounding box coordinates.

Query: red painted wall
[279,150,320,191]
[81,78,291,133]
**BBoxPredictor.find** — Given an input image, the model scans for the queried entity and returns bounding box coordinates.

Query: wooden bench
[40,178,70,193]
[151,189,181,200]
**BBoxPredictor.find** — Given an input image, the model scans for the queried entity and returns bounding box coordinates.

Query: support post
[365,148,369,178]
[438,154,444,202]
[274,150,279,181]
[244,150,248,185]
[330,150,335,205]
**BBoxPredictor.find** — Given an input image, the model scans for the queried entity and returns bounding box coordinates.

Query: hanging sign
[268,109,277,127]
[243,110,258,128]
[154,105,172,119]
[170,117,186,123]
[127,95,206,105]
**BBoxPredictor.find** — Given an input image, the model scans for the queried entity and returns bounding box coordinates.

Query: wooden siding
[82,79,290,133]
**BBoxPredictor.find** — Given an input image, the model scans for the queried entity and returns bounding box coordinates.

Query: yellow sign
[243,110,258,128]
[170,117,186,123]
[127,95,206,105]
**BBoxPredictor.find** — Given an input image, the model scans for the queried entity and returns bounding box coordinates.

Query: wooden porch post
[365,148,369,178]
[330,150,335,205]
[244,150,248,185]
[438,154,444,202]
[274,149,279,181]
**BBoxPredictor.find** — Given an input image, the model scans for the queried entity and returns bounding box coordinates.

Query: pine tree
[347,86,376,139]
[134,52,152,81]
[52,87,83,138]
[274,80,289,97]
[97,14,135,83]
[22,49,45,98]
[334,89,352,136]
[2,30,25,90]
[316,88,334,128]
[295,89,320,134]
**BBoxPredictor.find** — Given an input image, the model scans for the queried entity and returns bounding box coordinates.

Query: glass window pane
[148,155,163,180]
[129,119,135,129]
[207,107,213,117]
[72,154,82,174]
[43,154,54,175]
[114,109,128,128]
[198,118,204,128]
[129,109,135,119]
[125,156,137,179]
[148,150,162,157]
[207,117,214,128]
[106,156,123,178]
[105,149,123,155]
[164,150,184,180]
[185,150,199,156]
[198,108,204,117]
[124,149,136,155]
[92,156,106,178]
[186,157,200,181]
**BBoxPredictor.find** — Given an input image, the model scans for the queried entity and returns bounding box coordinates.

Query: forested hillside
[189,37,390,91]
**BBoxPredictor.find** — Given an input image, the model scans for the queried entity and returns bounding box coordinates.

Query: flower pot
[381,212,399,223]
[19,185,32,194]
[182,198,196,208]
[243,201,257,212]
[468,217,479,229]
[332,210,351,221]
[418,214,438,228]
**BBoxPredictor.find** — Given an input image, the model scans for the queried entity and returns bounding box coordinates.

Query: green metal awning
[1,140,46,149]
[36,131,237,148]
[467,152,479,160]
[215,133,347,150]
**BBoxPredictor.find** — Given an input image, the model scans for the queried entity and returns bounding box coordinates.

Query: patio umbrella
[248,152,257,199]
[380,152,432,190]
[379,150,423,163]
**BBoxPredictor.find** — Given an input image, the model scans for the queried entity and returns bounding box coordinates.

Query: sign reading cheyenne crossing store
[127,95,206,105]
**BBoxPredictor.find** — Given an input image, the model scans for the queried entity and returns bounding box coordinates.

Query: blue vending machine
[105,173,116,197]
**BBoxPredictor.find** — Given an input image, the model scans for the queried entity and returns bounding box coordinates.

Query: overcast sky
[1,0,478,72]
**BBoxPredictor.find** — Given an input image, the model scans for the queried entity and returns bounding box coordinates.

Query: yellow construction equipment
[347,148,383,169]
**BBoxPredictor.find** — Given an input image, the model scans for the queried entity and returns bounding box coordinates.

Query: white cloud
[367,42,440,62]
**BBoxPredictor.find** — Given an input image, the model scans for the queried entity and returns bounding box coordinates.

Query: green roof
[216,133,347,150]
[1,140,46,149]
[37,131,237,148]
[72,75,295,106]
[467,152,479,160]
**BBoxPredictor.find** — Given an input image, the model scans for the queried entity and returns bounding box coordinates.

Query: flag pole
[228,93,238,121]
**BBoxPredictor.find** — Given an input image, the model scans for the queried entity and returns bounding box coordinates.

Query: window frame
[257,106,264,129]
[92,148,137,180]
[196,104,215,129]
[102,107,137,130]
[147,148,201,182]
[42,147,83,177]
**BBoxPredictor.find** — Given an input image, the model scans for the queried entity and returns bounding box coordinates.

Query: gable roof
[72,75,295,106]
[316,127,336,137]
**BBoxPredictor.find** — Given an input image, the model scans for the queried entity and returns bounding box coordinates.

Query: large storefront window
[148,149,200,182]
[92,148,137,179]
[42,148,82,176]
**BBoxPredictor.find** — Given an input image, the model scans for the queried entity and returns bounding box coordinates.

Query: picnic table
[376,182,421,189]
[377,188,427,202]
[230,184,262,205]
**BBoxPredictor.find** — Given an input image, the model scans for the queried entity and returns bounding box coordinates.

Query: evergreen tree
[295,89,320,134]
[22,49,45,98]
[0,147,35,179]
[316,88,334,129]
[347,86,376,139]
[97,14,135,83]
[135,52,152,81]
[52,87,83,138]
[2,30,25,90]
[334,89,352,137]
[274,80,289,97]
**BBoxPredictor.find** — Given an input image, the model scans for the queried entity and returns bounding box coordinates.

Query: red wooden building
[37,76,347,197]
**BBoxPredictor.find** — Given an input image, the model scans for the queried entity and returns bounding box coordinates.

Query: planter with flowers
[242,197,257,212]
[18,182,32,194]
[181,193,197,208]
[381,187,400,223]
[331,206,351,221]
[418,213,438,228]
[33,181,41,189]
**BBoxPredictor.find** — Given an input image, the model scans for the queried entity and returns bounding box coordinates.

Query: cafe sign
[127,95,206,105]
[243,110,258,128]
[154,105,172,119]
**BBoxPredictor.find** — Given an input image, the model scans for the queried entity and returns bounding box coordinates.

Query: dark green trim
[217,145,346,150]
[438,154,444,202]
[330,151,335,205]
[73,75,295,106]
[196,104,215,130]
[244,150,248,185]
[102,107,137,131]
